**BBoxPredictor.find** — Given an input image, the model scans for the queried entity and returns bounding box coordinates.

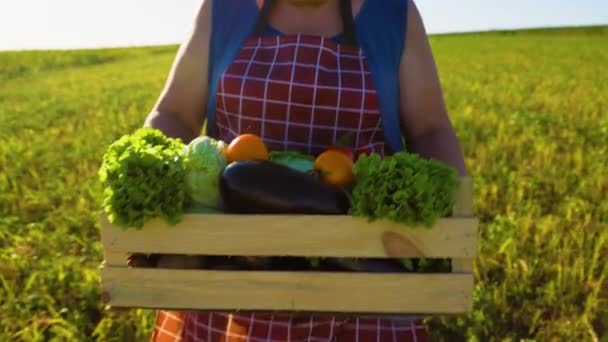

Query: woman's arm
[140,0,214,270]
[398,0,467,176]
[144,0,212,144]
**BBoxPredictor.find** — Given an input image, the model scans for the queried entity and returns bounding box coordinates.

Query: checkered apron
[150,34,428,341]
[215,34,387,157]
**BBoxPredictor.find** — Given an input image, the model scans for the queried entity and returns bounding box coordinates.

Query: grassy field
[1,26,607,341]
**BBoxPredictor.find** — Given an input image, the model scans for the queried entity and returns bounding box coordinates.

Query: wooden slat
[103,252,129,268]
[101,267,473,314]
[451,258,473,273]
[101,214,477,258]
[452,176,475,273]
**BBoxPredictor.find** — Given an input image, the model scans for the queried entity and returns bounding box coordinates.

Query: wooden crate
[100,177,477,315]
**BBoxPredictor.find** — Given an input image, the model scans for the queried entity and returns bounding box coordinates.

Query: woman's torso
[152,1,426,341]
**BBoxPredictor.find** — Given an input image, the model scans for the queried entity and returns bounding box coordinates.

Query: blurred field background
[0,26,607,341]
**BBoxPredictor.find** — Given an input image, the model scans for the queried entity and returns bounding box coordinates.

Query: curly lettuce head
[350,152,460,228]
[183,136,227,208]
[98,128,187,229]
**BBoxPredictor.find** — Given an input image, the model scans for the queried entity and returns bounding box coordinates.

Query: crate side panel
[452,176,476,273]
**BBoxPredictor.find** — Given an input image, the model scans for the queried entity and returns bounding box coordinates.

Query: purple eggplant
[219,160,350,215]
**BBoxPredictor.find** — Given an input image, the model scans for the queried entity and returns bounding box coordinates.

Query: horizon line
[1,23,606,53]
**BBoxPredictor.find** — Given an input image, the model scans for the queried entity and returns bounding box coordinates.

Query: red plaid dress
[151,34,428,341]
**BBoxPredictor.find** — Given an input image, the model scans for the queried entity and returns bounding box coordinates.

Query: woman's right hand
[144,0,213,144]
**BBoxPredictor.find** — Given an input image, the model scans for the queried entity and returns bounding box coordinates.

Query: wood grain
[103,252,128,268]
[100,214,478,258]
[101,267,474,314]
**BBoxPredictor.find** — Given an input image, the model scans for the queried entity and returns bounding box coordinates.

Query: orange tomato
[314,149,355,188]
[226,134,269,162]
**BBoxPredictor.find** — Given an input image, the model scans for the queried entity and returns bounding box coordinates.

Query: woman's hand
[144,0,212,144]
[399,0,468,176]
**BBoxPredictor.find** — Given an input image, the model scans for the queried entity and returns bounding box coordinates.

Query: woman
[145,0,467,340]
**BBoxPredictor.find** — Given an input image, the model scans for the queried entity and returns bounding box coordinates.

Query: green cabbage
[183,136,227,209]
[350,152,460,228]
[98,128,187,229]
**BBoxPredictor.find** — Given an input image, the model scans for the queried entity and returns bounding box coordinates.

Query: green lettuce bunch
[350,152,460,228]
[98,128,187,229]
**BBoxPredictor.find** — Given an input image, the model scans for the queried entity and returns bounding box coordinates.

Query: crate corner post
[450,176,476,315]
[99,212,131,310]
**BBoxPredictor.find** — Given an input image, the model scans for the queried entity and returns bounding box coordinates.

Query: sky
[0,0,606,51]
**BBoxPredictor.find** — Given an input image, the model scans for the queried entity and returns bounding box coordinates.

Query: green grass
[1,26,607,341]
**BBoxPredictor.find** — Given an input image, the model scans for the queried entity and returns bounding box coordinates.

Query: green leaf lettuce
[98,128,187,229]
[350,152,460,228]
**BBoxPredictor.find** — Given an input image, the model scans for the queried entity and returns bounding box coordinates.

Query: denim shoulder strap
[356,0,409,152]
[205,0,259,138]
